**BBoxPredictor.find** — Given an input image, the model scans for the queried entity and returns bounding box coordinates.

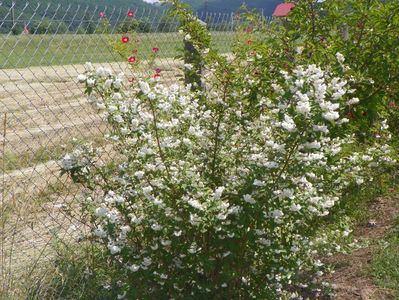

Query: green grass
[26,242,115,300]
[371,216,399,299]
[0,32,235,69]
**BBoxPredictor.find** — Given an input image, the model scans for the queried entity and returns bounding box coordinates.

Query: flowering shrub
[64,4,397,299]
[66,58,396,299]
[262,0,399,134]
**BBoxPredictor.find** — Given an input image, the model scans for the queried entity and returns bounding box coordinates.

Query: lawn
[0,32,235,69]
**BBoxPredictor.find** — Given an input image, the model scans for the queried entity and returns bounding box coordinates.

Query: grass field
[0,32,235,69]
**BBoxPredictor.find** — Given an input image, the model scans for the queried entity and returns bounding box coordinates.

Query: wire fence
[0,2,271,297]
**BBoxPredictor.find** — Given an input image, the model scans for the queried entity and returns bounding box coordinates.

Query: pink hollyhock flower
[127,10,135,17]
[121,36,129,43]
[99,11,106,18]
[155,68,161,74]
[128,56,136,63]
[153,73,161,79]
[152,47,160,53]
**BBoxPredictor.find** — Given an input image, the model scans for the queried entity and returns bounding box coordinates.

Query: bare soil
[323,196,399,300]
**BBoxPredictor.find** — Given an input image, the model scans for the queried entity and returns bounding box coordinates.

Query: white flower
[279,189,294,199]
[151,223,162,231]
[188,198,203,210]
[77,74,87,82]
[114,195,125,203]
[114,78,123,89]
[143,186,153,194]
[94,226,107,238]
[113,115,124,123]
[96,102,106,110]
[96,67,109,78]
[184,34,191,41]
[271,83,284,94]
[347,97,360,105]
[120,225,131,234]
[113,93,123,100]
[243,194,256,204]
[264,161,279,169]
[61,154,75,170]
[184,63,193,70]
[296,46,304,55]
[313,125,329,133]
[104,79,113,88]
[135,171,145,179]
[142,257,152,267]
[107,106,118,114]
[139,81,151,94]
[290,246,299,253]
[108,244,121,255]
[296,101,311,115]
[320,101,339,111]
[87,78,96,87]
[213,186,225,200]
[356,177,364,185]
[362,155,372,161]
[253,179,265,187]
[337,118,349,125]
[290,203,302,212]
[161,239,172,246]
[188,243,197,254]
[336,52,345,64]
[95,207,108,217]
[258,238,271,246]
[281,115,296,132]
[322,111,339,121]
[303,141,321,149]
[332,90,346,100]
[271,209,284,219]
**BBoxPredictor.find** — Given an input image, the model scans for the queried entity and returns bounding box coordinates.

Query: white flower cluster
[61,144,96,173]
[66,62,396,299]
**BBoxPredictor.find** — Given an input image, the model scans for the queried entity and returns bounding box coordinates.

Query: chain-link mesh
[0,3,271,297]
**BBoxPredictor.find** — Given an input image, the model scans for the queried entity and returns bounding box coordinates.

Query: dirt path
[324,196,399,300]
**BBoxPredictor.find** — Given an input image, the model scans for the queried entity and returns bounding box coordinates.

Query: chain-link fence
[0,2,271,297]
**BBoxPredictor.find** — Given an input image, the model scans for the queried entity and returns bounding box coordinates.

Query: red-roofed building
[273,3,296,17]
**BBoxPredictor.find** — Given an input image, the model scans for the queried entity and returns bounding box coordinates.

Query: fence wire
[0,2,271,297]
